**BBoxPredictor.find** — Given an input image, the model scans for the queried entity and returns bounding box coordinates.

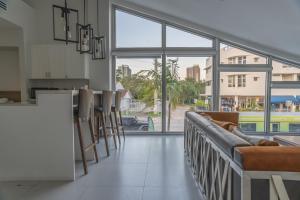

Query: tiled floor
[0,135,204,200]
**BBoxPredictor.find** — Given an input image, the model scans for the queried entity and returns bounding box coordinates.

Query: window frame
[111,5,300,135]
[237,74,246,87]
[228,75,235,87]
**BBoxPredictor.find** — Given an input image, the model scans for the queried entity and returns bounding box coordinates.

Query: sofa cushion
[231,127,279,146]
[257,139,279,146]
[231,127,263,145]
[205,124,250,158]
[234,146,300,172]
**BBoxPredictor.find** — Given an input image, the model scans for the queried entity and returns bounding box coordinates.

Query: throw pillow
[257,139,279,146]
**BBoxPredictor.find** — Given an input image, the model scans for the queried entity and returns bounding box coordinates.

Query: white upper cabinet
[48,45,66,79]
[31,45,50,79]
[31,44,88,79]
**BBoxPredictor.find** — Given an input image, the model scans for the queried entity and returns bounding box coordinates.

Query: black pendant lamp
[92,0,106,60]
[77,0,93,54]
[52,0,79,44]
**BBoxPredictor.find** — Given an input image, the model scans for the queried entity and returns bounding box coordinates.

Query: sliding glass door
[165,56,212,132]
[115,58,162,133]
[113,7,215,133]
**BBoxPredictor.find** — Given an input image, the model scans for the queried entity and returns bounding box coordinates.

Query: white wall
[0,47,20,91]
[0,0,36,100]
[88,0,112,90]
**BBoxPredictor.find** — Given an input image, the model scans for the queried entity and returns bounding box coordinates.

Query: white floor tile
[0,136,203,200]
[80,187,143,200]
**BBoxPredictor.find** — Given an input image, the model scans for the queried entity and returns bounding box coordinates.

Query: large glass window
[115,10,162,48]
[270,61,300,133]
[270,88,300,133]
[220,72,266,132]
[166,26,213,47]
[116,58,162,133]
[114,8,300,135]
[165,56,212,132]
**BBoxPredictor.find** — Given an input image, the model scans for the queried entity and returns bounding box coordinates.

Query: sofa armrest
[234,146,300,172]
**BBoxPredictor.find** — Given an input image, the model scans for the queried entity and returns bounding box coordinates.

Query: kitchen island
[0,90,89,181]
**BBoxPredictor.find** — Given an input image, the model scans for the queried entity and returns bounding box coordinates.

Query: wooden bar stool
[112,90,126,143]
[95,90,117,157]
[74,89,99,175]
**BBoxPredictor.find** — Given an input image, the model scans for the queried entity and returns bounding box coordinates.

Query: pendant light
[77,0,93,54]
[92,0,106,60]
[52,0,79,44]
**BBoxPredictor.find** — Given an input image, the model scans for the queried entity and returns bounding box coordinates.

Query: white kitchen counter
[0,90,76,181]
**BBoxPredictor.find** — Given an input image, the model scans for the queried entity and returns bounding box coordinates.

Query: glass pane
[220,72,266,133]
[166,26,213,47]
[270,89,300,133]
[272,60,300,81]
[116,58,162,132]
[220,43,267,64]
[115,10,162,48]
[166,56,213,132]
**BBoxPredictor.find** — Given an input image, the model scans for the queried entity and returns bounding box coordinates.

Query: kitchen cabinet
[31,45,49,79]
[31,44,89,79]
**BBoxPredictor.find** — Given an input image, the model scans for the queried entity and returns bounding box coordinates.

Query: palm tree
[140,58,181,131]
[139,58,162,112]
[166,58,180,131]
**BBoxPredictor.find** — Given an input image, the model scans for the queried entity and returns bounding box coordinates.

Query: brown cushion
[234,146,300,172]
[198,111,239,124]
[257,139,279,146]
[228,124,237,132]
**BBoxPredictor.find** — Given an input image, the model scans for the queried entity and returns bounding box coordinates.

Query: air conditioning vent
[0,0,7,11]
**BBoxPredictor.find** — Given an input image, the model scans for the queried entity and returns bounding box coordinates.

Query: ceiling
[119,0,300,61]
[21,0,34,7]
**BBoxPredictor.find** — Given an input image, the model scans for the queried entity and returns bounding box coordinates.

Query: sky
[116,57,209,80]
[115,10,213,80]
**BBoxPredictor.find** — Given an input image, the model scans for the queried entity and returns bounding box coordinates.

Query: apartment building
[186,64,200,82]
[117,65,132,78]
[205,46,300,111]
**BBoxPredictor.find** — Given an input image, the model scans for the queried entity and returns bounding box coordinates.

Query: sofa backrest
[205,123,250,158]
[185,111,213,132]
[185,111,250,158]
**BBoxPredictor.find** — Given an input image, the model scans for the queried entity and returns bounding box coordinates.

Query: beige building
[205,46,300,111]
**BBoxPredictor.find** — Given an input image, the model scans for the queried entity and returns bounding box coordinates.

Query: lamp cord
[97,0,99,35]
[83,0,86,25]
